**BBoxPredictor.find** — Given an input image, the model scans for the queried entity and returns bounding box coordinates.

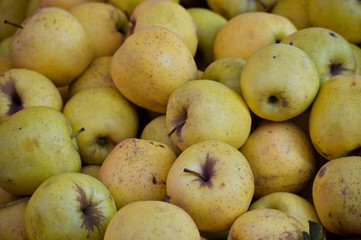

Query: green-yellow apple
[103,200,200,240]
[129,0,198,56]
[281,27,356,86]
[0,56,14,74]
[309,0,361,44]
[312,156,361,236]
[0,36,12,57]
[309,75,361,160]
[227,208,305,240]
[140,114,182,156]
[68,56,116,98]
[0,106,82,196]
[350,43,361,75]
[201,57,247,96]
[214,12,297,60]
[271,0,312,30]
[0,68,63,124]
[0,197,29,240]
[10,7,94,87]
[39,0,103,9]
[166,140,254,232]
[0,0,28,42]
[239,120,317,198]
[97,138,176,209]
[0,187,20,206]
[111,26,198,113]
[240,43,320,121]
[187,7,227,70]
[69,2,128,58]
[63,87,139,165]
[80,165,101,178]
[249,192,320,232]
[206,0,278,20]
[25,172,117,240]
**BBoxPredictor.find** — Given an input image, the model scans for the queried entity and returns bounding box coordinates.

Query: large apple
[214,12,297,60]
[103,200,200,240]
[111,26,198,113]
[281,27,356,86]
[63,87,139,165]
[97,138,177,210]
[10,7,94,87]
[166,79,252,151]
[0,68,63,123]
[0,106,82,196]
[309,75,361,160]
[166,140,254,232]
[239,120,317,198]
[25,172,117,240]
[240,43,320,122]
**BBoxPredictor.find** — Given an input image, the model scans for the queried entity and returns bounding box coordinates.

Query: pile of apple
[0,0,361,239]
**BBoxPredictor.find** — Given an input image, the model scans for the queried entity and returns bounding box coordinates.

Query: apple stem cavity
[183,168,208,182]
[71,127,85,139]
[167,119,186,138]
[268,95,278,104]
[3,20,23,29]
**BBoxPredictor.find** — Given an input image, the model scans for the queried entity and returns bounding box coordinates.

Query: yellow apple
[239,120,317,198]
[214,12,297,60]
[312,156,361,236]
[111,26,198,113]
[97,138,177,209]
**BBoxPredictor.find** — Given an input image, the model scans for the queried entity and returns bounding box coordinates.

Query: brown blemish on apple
[0,77,24,116]
[280,231,302,240]
[318,167,327,177]
[328,32,337,38]
[152,175,157,184]
[74,183,105,231]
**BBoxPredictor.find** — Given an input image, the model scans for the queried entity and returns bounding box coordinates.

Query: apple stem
[83,201,92,212]
[167,120,186,138]
[124,10,131,23]
[3,20,23,29]
[71,127,85,139]
[257,0,268,9]
[183,168,208,182]
[165,195,171,203]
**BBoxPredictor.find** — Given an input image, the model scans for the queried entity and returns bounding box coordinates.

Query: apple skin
[0,0,28,42]
[309,75,361,160]
[80,165,101,178]
[39,0,104,9]
[249,192,320,233]
[239,120,317,199]
[0,106,82,196]
[166,79,252,151]
[24,172,117,240]
[0,56,14,74]
[166,140,255,232]
[97,138,177,210]
[103,200,200,240]
[350,43,361,75]
[0,186,20,206]
[0,68,63,124]
[214,12,297,60]
[240,43,320,122]
[227,208,305,240]
[63,87,139,165]
[312,156,361,236]
[281,27,356,86]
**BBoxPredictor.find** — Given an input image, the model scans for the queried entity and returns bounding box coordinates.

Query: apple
[0,106,82,196]
[0,197,29,240]
[249,192,320,232]
[309,75,361,160]
[25,172,117,240]
[69,2,129,58]
[103,200,200,240]
[312,156,361,236]
[239,120,317,198]
[308,0,361,44]
[97,138,177,209]
[128,0,198,56]
[213,12,297,60]
[68,56,116,98]
[240,43,320,122]
[0,68,63,123]
[63,87,139,165]
[166,79,252,151]
[281,27,356,86]
[166,140,254,232]
[10,7,94,87]
[111,26,198,113]
[227,208,305,240]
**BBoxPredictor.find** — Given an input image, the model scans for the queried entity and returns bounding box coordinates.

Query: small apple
[166,140,255,232]
[103,200,200,240]
[25,172,117,240]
